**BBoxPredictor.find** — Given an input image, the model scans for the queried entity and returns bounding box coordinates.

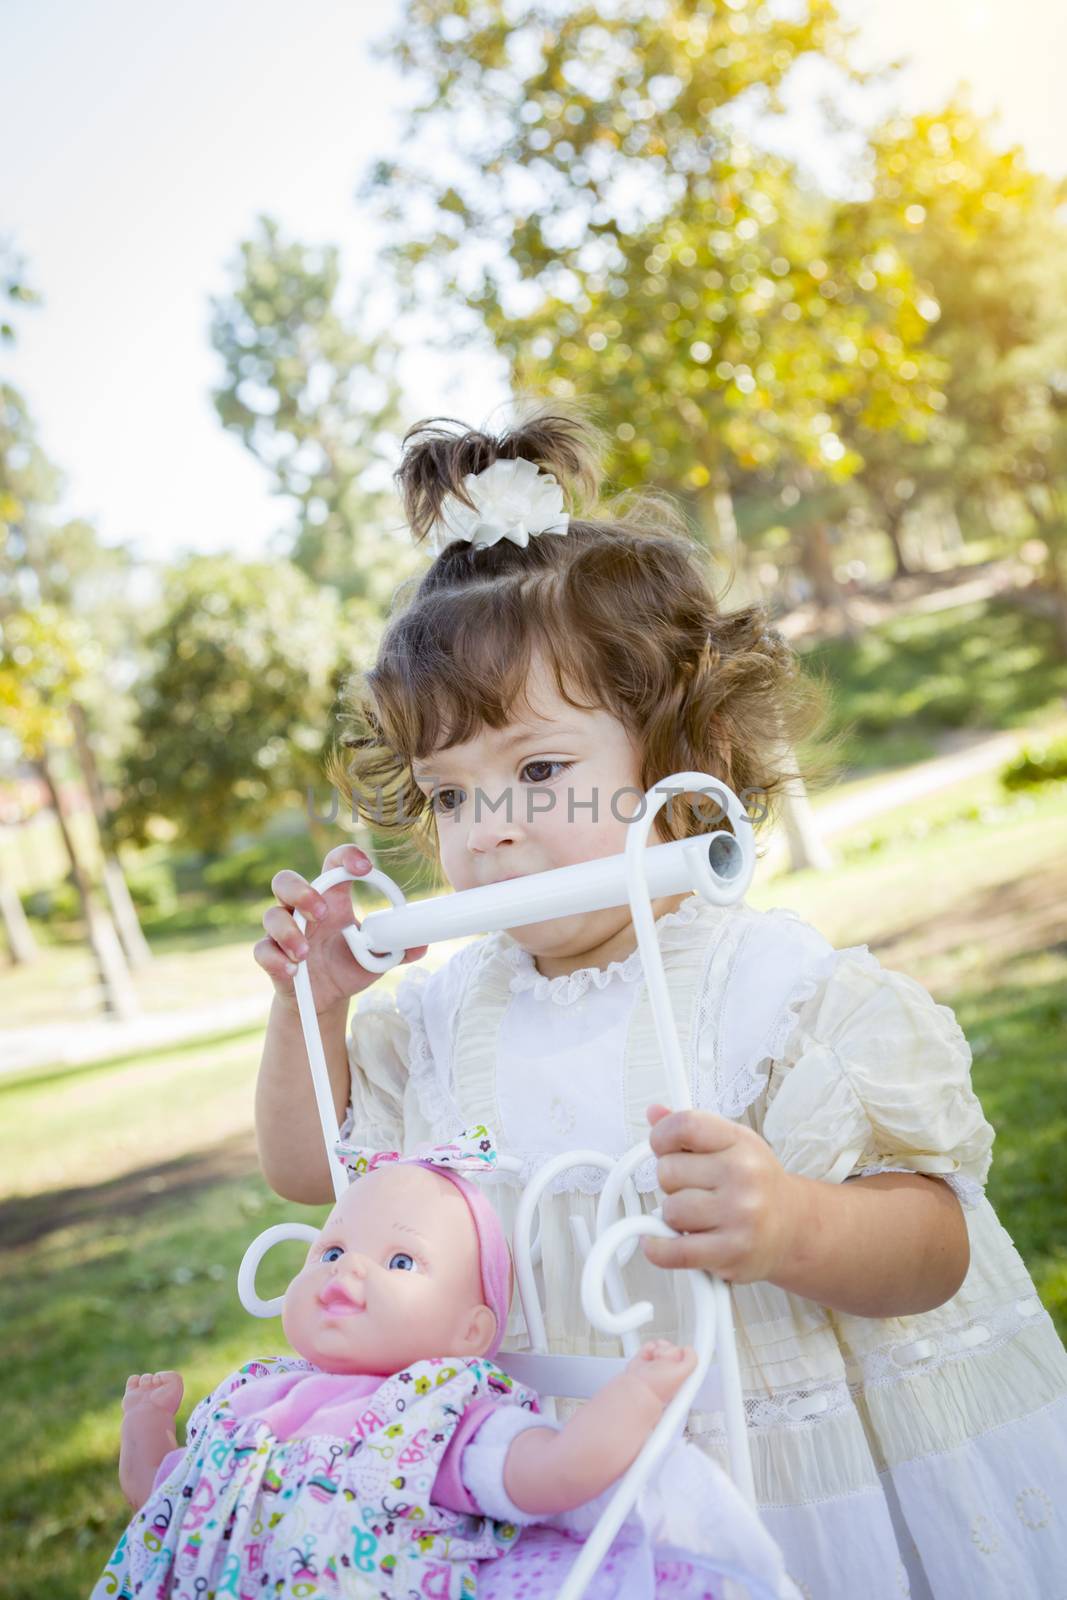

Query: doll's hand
[625,1339,698,1406]
[642,1104,797,1284]
[255,844,428,1016]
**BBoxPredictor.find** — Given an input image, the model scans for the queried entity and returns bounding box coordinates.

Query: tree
[0,377,151,975]
[858,97,1067,627]
[361,4,935,549]
[0,602,139,1015]
[0,241,42,965]
[210,216,420,603]
[1,246,150,992]
[114,555,362,852]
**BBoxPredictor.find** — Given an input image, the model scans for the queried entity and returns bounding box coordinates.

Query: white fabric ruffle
[499,894,706,1005]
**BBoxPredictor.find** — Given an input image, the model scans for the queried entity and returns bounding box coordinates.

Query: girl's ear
[459,1304,497,1356]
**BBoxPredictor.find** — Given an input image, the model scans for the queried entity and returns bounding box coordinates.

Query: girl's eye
[430,787,463,815]
[387,1252,418,1273]
[320,1245,345,1263]
[522,759,571,785]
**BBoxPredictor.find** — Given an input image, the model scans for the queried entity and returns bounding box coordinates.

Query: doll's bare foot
[119,1371,184,1509]
[626,1340,698,1406]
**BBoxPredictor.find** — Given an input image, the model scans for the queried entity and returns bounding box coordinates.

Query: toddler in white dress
[254,403,1067,1597]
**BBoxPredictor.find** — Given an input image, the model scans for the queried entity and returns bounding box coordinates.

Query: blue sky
[3,0,1064,566]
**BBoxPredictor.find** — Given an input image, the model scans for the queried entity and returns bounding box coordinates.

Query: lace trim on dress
[499,894,706,1006]
[693,909,835,1122]
[693,923,765,1121]
[852,1162,985,1210]
[396,964,462,1135]
[760,943,858,1069]
[689,1296,1051,1442]
[400,941,502,1139]
[857,1293,1050,1388]
[688,1378,857,1440]
[501,1149,661,1197]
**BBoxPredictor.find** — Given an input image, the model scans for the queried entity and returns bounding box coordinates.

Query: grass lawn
[1,774,1064,1596]
[801,595,1067,775]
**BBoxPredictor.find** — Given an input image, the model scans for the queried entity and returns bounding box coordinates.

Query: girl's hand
[254,844,428,1017]
[642,1103,797,1285]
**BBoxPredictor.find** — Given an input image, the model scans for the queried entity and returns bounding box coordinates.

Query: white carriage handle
[345,774,755,973]
[238,1223,320,1317]
[558,1213,722,1600]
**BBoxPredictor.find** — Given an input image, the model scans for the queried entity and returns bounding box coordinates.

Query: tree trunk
[778,779,834,874]
[1040,551,1067,661]
[35,746,140,1019]
[797,520,859,636]
[883,509,912,580]
[69,700,153,968]
[0,871,38,963]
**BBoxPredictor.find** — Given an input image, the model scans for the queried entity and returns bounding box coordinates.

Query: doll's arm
[502,1340,697,1516]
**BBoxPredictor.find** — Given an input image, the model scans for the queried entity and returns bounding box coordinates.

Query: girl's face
[282,1164,496,1374]
[412,652,686,976]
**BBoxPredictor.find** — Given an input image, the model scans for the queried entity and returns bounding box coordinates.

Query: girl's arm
[255,994,349,1204]
[770,1168,968,1316]
[252,846,427,1205]
[643,1106,970,1318]
[502,1341,697,1516]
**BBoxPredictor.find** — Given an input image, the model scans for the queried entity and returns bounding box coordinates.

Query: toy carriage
[239,773,795,1599]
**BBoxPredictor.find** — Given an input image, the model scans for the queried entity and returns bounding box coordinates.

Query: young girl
[254,403,1067,1597]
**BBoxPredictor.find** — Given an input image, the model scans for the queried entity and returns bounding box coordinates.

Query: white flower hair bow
[335,1123,498,1182]
[428,457,571,557]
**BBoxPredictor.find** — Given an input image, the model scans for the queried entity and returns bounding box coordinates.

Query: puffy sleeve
[761,946,995,1207]
[340,990,413,1150]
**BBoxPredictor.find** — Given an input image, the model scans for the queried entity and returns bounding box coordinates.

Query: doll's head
[282,1162,512,1376]
[326,400,838,931]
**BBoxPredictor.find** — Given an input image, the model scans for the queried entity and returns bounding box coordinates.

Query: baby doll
[90,1136,697,1600]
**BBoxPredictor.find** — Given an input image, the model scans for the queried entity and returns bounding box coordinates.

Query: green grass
[802,596,1067,775]
[2,1165,323,1600]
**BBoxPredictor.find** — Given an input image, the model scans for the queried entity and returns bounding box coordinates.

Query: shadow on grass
[0,1131,260,1248]
[872,858,1067,974]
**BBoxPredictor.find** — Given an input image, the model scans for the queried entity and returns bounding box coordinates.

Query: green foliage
[210,216,419,602]
[21,879,80,923]
[0,323,143,796]
[362,0,939,549]
[849,97,1067,601]
[1000,734,1067,791]
[121,857,179,916]
[201,833,322,899]
[114,556,350,852]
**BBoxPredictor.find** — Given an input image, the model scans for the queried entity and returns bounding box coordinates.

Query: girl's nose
[465,793,525,853]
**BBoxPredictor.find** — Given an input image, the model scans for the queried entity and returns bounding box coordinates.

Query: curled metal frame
[237,772,758,1598]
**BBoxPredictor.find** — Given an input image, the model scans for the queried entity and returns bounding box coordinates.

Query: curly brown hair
[325,396,841,884]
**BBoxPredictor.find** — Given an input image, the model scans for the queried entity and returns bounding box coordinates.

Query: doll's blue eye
[388,1252,418,1272]
[320,1245,345,1263]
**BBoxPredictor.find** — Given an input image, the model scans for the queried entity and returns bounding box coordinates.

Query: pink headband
[335,1126,512,1357]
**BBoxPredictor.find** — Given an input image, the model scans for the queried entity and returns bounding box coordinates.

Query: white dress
[340,893,1067,1599]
